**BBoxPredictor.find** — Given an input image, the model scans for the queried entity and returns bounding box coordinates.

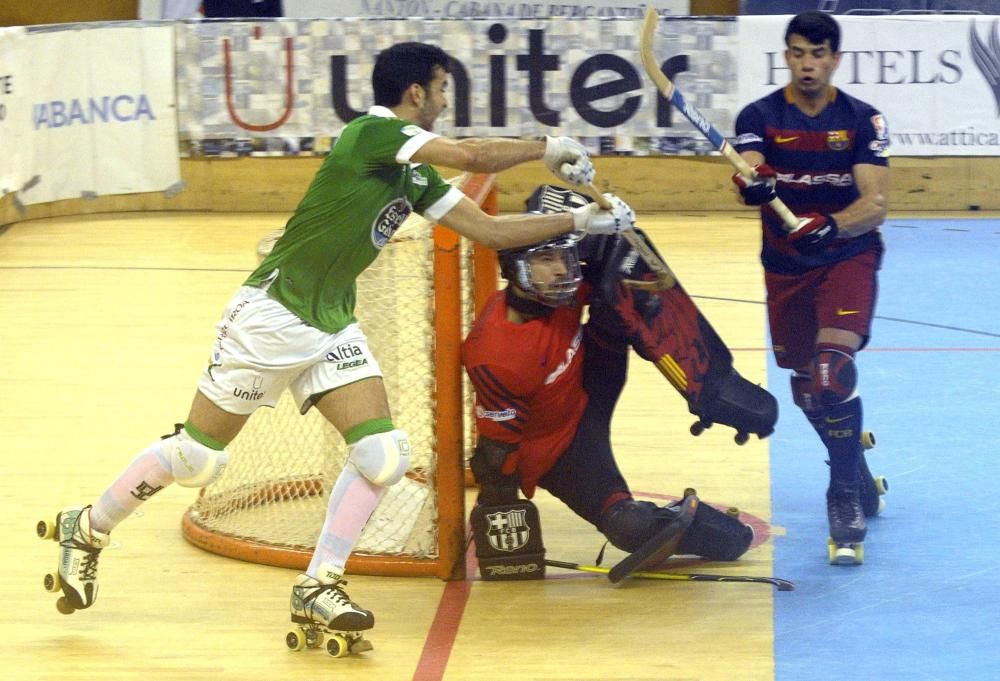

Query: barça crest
[486,508,531,552]
[827,130,849,151]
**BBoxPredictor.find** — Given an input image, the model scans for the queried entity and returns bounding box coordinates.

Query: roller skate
[859,431,889,517]
[36,505,110,614]
[826,482,866,566]
[286,571,374,658]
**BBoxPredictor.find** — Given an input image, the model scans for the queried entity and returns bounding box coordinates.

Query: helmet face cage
[507,235,583,307]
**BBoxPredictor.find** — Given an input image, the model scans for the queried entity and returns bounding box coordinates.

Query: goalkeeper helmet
[499,233,583,308]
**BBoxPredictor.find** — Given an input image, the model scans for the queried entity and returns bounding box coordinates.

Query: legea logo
[970,20,1000,115]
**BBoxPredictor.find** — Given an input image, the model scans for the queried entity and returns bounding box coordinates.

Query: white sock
[89,440,174,534]
[307,461,385,581]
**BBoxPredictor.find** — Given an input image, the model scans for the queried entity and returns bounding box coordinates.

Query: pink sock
[307,462,385,581]
[89,440,174,534]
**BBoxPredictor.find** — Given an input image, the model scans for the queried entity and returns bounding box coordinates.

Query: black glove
[732,163,777,206]
[788,213,839,255]
[469,438,519,505]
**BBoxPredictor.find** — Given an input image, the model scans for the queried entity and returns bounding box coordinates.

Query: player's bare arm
[739,150,765,168]
[829,163,889,237]
[438,194,573,250]
[438,192,634,250]
[411,136,545,173]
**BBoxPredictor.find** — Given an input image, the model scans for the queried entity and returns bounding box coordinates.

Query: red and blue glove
[787,213,839,254]
[732,164,777,206]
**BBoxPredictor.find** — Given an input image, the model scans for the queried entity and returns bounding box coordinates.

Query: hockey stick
[585,183,677,288]
[546,559,795,591]
[639,8,801,233]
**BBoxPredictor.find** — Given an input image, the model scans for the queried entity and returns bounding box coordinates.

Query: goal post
[181,172,499,580]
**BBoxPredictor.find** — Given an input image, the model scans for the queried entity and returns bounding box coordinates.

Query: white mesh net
[184,173,494,572]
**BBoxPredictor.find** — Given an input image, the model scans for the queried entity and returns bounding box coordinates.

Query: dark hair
[372,42,452,107]
[785,11,841,53]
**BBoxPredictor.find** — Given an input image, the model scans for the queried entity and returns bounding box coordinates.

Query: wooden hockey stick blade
[584,183,677,287]
[545,559,795,591]
[639,8,801,233]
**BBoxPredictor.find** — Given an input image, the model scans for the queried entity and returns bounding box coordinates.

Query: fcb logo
[827,130,849,151]
[486,509,531,552]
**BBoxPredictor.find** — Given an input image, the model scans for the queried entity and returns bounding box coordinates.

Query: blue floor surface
[770,218,1000,681]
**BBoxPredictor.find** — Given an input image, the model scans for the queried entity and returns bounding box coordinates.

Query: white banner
[0,27,28,197]
[18,26,180,206]
[175,17,738,156]
[737,15,1000,157]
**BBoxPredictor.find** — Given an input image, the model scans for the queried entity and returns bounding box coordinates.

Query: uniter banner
[0,27,28,196]
[174,17,739,157]
[17,25,180,205]
[737,15,1000,157]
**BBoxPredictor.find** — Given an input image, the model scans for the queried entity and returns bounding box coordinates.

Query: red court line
[412,536,477,681]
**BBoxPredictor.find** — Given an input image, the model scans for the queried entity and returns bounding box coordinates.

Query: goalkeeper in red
[37,42,635,651]
[731,11,890,565]
[462,195,756,581]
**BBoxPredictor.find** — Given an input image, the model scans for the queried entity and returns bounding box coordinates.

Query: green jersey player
[38,41,636,653]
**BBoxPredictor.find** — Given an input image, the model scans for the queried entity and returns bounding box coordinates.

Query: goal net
[181,173,499,580]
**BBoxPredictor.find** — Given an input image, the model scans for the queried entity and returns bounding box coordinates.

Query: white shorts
[197,286,383,415]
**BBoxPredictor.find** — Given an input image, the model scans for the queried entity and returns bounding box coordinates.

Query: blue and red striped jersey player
[732,11,891,566]
[461,209,757,580]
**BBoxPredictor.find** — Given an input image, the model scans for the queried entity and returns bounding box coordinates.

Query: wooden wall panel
[3,155,997,227]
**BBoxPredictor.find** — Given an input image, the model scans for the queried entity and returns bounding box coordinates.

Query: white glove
[543,136,595,186]
[570,194,636,236]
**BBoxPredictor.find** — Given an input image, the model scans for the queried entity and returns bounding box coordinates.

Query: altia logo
[969,20,1000,115]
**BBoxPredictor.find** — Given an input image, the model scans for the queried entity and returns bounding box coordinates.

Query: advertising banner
[18,25,180,205]
[0,27,28,197]
[142,0,690,20]
[175,17,738,156]
[737,15,1000,156]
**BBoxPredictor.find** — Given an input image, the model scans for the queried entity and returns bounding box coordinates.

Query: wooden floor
[1,210,777,681]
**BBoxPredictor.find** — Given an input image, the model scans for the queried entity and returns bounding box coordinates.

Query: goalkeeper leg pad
[599,498,680,553]
[607,492,699,583]
[471,500,546,580]
[593,234,777,442]
[677,502,754,561]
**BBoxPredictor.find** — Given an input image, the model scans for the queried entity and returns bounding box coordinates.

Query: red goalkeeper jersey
[462,284,591,497]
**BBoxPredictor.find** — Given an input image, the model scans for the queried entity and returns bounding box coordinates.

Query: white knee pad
[164,430,229,488]
[349,429,411,486]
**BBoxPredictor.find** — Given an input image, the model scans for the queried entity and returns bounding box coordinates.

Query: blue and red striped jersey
[734,85,889,274]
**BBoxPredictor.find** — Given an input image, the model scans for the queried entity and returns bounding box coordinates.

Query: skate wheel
[689,421,708,437]
[55,597,75,615]
[682,487,697,499]
[326,633,349,658]
[44,572,61,593]
[36,519,56,540]
[826,538,864,566]
[726,507,740,518]
[860,431,876,449]
[874,475,888,495]
[285,629,306,652]
[734,432,749,445]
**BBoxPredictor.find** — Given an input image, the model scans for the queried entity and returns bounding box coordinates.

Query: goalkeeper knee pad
[349,429,411,486]
[164,428,229,488]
